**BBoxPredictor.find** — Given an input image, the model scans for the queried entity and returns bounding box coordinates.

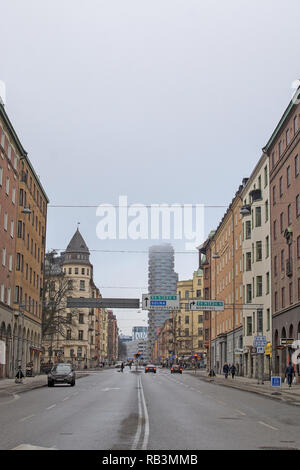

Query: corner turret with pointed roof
[62,228,91,266]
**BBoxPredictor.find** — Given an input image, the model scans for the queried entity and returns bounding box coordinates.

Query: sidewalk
[187,370,300,406]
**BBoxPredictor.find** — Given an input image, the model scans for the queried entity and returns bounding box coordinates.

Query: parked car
[145,364,156,373]
[170,365,183,374]
[48,363,75,387]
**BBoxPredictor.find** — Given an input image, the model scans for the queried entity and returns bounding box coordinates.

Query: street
[1,368,300,450]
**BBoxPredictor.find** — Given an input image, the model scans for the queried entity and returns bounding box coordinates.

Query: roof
[263,85,300,153]
[65,228,90,254]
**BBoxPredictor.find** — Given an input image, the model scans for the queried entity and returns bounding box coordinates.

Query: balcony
[249,189,262,203]
[286,259,293,277]
[240,204,251,216]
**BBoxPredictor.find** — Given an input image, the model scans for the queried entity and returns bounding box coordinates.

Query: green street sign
[189,300,224,311]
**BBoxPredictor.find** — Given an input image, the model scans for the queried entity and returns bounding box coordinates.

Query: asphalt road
[1,367,300,450]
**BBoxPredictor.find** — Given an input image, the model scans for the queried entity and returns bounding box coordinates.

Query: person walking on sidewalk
[223,363,229,379]
[285,362,295,388]
[230,364,236,379]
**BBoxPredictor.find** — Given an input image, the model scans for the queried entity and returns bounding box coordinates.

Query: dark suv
[48,363,75,387]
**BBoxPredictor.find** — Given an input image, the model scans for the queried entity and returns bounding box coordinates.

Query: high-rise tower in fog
[147,244,178,360]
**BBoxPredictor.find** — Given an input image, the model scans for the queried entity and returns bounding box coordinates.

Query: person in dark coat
[285,362,295,388]
[230,364,236,379]
[223,363,229,379]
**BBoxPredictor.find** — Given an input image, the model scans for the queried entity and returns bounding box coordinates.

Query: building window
[82,268,85,275]
[294,115,298,134]
[198,315,203,323]
[295,155,299,177]
[281,287,285,309]
[297,235,300,258]
[256,276,263,297]
[75,267,79,275]
[296,195,300,217]
[272,185,276,205]
[286,128,290,146]
[246,284,252,303]
[265,236,269,258]
[274,256,278,276]
[246,317,252,336]
[280,212,284,233]
[79,313,84,324]
[245,220,251,239]
[288,204,292,225]
[289,283,293,305]
[255,207,262,227]
[265,200,269,222]
[198,328,203,336]
[267,309,270,331]
[266,272,270,294]
[256,241,262,261]
[279,176,283,197]
[78,330,83,341]
[246,252,251,271]
[287,165,291,187]
[264,165,268,187]
[273,220,277,240]
[281,249,285,272]
[257,309,263,333]
[185,316,189,324]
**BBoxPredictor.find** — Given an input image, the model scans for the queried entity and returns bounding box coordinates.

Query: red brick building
[263,89,300,377]
[0,103,26,377]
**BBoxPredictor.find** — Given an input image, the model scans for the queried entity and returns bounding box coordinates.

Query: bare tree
[42,251,77,343]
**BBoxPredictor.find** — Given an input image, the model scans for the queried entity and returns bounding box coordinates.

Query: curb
[187,371,300,407]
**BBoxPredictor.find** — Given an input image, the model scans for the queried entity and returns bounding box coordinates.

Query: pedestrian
[223,363,229,379]
[231,363,236,379]
[15,365,24,383]
[285,362,295,388]
[120,362,124,372]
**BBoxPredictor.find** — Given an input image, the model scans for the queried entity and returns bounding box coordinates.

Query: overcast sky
[1,0,300,334]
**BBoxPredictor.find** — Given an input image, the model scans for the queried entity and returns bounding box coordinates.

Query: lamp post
[212,250,220,372]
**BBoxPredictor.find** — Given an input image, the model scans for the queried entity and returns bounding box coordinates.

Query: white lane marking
[62,396,70,401]
[101,388,121,392]
[131,376,143,450]
[235,409,246,416]
[19,414,35,422]
[139,375,150,450]
[258,421,278,431]
[46,404,57,410]
[12,444,56,450]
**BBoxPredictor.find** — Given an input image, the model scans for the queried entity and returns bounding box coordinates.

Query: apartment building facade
[240,154,272,379]
[210,184,244,375]
[42,229,101,369]
[263,91,300,377]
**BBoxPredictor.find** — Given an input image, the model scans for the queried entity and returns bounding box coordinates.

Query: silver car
[48,363,76,387]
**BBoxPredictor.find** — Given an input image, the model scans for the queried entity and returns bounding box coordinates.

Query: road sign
[256,346,265,354]
[253,336,267,347]
[67,297,140,309]
[188,300,224,311]
[142,294,180,310]
[280,338,294,346]
[271,376,281,387]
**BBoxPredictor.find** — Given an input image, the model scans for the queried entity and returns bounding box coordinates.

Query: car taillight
[146,368,148,370]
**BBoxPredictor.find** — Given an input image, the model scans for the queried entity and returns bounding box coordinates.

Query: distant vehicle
[48,363,75,387]
[170,365,183,374]
[145,364,156,373]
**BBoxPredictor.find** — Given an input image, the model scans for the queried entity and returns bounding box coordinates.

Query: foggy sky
[1,0,300,334]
